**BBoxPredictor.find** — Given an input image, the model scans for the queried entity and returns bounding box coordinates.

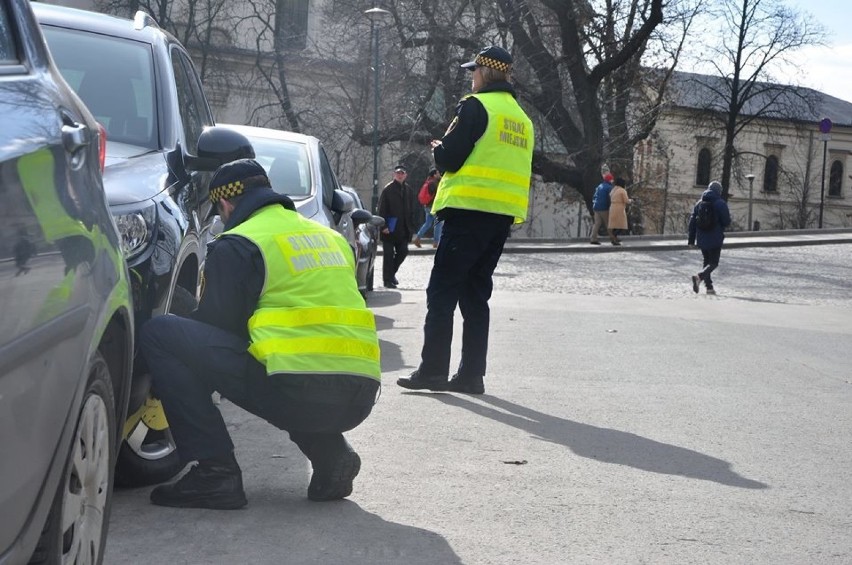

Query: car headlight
[114,204,157,259]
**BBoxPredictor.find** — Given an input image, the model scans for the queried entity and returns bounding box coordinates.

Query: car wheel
[30,352,115,565]
[114,286,196,487]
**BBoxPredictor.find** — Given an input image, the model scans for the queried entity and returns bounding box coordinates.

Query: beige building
[633,72,852,235]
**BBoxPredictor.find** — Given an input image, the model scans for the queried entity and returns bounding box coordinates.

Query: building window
[695,148,711,186]
[763,155,779,192]
[829,160,843,197]
[280,0,308,50]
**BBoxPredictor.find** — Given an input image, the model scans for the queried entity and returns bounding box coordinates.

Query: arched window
[695,148,711,186]
[829,160,843,196]
[763,156,779,192]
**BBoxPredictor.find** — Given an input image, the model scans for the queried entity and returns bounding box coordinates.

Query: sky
[777,0,852,102]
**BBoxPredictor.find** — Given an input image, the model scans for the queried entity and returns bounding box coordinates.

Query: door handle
[62,123,90,153]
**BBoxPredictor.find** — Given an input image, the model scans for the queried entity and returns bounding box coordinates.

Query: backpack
[418,181,433,205]
[695,200,716,231]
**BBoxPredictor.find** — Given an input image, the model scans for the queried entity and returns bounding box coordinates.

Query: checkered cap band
[475,55,511,73]
[210,180,245,203]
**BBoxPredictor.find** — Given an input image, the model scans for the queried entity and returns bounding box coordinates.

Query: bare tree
[686,0,824,200]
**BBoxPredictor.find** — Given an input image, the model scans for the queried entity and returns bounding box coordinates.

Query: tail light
[97,122,107,173]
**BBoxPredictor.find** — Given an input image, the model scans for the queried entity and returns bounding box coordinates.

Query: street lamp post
[745,174,755,230]
[818,117,832,229]
[364,7,391,213]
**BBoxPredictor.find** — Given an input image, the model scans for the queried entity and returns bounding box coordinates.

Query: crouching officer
[140,159,381,509]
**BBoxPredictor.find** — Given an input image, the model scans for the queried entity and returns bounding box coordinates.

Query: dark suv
[0,0,133,562]
[34,3,217,486]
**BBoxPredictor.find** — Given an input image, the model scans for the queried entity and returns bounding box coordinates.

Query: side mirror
[331,189,355,214]
[185,126,255,171]
[350,208,372,226]
[370,215,385,228]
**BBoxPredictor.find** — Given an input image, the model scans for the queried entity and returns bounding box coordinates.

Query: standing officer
[377,164,414,288]
[140,159,381,509]
[397,45,534,395]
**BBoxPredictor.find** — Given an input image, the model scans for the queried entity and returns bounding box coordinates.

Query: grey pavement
[105,242,852,564]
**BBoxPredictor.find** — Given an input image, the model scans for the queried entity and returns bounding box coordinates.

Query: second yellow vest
[223,205,381,381]
[432,91,534,223]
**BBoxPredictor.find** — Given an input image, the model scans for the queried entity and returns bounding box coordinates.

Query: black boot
[150,453,247,510]
[396,369,448,391]
[308,440,361,502]
[446,374,485,395]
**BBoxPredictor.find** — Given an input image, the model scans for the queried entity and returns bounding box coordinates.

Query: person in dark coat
[377,164,414,288]
[688,180,731,295]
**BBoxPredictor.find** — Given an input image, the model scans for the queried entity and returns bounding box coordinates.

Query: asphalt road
[105,244,852,564]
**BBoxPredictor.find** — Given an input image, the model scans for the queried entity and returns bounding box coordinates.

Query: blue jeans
[416,205,442,242]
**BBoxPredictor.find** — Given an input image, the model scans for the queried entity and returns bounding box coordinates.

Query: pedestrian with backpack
[688,180,731,295]
[413,168,442,248]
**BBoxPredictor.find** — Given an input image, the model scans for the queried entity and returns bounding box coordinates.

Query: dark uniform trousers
[418,211,512,379]
[140,315,377,467]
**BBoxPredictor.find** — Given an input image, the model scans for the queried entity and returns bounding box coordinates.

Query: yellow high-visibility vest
[223,205,381,381]
[432,91,534,223]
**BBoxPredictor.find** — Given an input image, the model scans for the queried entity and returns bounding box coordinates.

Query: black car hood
[103,141,174,206]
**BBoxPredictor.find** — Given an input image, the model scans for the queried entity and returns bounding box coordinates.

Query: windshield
[42,26,158,150]
[246,136,312,198]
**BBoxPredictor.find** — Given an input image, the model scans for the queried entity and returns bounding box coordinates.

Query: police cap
[209,158,271,203]
[461,46,512,73]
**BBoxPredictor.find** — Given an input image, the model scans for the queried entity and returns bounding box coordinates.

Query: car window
[318,146,338,207]
[172,49,213,155]
[0,2,18,64]
[171,50,206,155]
[247,136,312,198]
[41,27,157,149]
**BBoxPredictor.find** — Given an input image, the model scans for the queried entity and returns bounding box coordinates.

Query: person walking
[590,172,615,244]
[413,168,442,248]
[377,165,414,288]
[396,45,534,395]
[688,180,731,295]
[607,177,631,246]
[140,159,381,509]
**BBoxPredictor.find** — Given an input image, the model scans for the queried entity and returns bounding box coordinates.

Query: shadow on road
[107,488,461,565]
[429,393,768,490]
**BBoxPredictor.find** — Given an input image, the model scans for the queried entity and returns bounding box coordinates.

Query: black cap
[461,46,512,73]
[393,165,407,173]
[209,158,271,203]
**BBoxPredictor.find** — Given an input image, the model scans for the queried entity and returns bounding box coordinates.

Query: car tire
[29,352,116,565]
[114,286,196,487]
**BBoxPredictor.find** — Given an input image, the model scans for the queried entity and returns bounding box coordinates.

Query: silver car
[217,124,376,294]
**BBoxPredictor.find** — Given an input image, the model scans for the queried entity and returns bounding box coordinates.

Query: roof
[219,123,318,145]
[664,70,852,128]
[32,3,171,45]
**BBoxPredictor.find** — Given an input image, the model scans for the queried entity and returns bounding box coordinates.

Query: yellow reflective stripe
[250,336,380,362]
[442,183,528,209]
[248,307,375,331]
[460,164,531,189]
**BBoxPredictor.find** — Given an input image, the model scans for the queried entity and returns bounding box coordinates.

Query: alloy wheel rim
[62,394,110,565]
